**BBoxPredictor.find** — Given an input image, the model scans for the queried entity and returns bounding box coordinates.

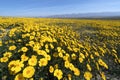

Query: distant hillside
[46,12,120,18]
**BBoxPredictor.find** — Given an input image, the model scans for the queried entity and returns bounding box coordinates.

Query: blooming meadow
[0,17,120,80]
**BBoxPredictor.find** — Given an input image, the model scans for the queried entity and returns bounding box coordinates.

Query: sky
[0,0,120,16]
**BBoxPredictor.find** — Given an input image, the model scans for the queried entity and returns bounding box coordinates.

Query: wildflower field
[0,17,120,80]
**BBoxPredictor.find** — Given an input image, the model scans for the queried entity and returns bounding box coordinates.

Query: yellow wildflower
[54,69,63,80]
[69,63,75,71]
[71,53,77,60]
[94,52,100,56]
[31,55,37,58]
[54,64,58,69]
[39,58,48,67]
[50,43,54,49]
[28,56,37,66]
[85,52,89,57]
[14,73,25,80]
[8,60,24,74]
[59,52,63,57]
[0,40,2,46]
[33,44,40,51]
[29,41,35,47]
[90,54,94,59]
[17,39,22,42]
[45,54,51,61]
[21,54,29,61]
[67,74,72,80]
[57,47,61,52]
[80,53,85,59]
[30,36,34,40]
[63,55,69,61]
[100,72,106,80]
[21,47,28,52]
[45,44,49,49]
[64,61,70,68]
[45,48,49,53]
[0,57,8,62]
[49,66,54,73]
[86,64,92,71]
[79,57,84,63]
[84,71,92,80]
[98,59,108,69]
[96,62,100,70]
[9,45,16,50]
[3,52,12,58]
[73,68,80,76]
[23,66,35,78]
[37,50,47,56]
[53,52,58,57]
[29,78,34,80]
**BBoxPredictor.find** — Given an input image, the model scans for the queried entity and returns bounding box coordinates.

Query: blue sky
[0,0,120,16]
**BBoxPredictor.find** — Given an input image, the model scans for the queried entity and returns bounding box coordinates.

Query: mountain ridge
[45,12,120,18]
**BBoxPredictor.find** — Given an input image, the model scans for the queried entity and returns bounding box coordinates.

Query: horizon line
[0,11,120,17]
